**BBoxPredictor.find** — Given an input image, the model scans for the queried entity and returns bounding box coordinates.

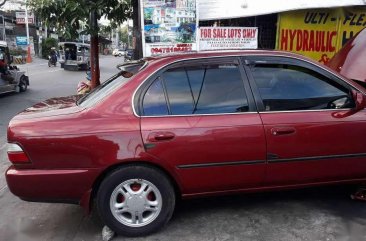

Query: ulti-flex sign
[277,7,366,64]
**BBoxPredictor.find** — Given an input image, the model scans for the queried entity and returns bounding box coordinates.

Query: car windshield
[77,60,147,108]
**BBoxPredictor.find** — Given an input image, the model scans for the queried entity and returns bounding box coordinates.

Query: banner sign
[277,7,366,64]
[142,0,198,57]
[199,27,258,50]
[16,36,27,46]
[16,12,35,24]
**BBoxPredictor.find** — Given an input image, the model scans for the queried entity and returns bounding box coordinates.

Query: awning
[199,0,366,20]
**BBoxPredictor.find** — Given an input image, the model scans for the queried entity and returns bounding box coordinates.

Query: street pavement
[1,55,366,241]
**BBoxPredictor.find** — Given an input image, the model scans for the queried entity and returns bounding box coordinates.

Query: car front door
[137,57,267,195]
[244,56,366,186]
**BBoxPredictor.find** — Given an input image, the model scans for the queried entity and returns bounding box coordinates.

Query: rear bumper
[5,165,101,205]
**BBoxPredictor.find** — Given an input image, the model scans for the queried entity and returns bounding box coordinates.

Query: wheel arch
[89,160,182,212]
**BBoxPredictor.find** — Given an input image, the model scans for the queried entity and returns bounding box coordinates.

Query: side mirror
[332,90,366,118]
[353,90,366,112]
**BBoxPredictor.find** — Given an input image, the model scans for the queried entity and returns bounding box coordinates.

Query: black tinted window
[163,69,195,115]
[161,64,248,115]
[195,65,248,114]
[143,78,168,116]
[251,64,354,111]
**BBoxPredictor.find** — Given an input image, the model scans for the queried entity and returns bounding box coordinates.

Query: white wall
[199,0,366,20]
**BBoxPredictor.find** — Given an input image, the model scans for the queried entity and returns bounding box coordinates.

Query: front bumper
[5,165,101,204]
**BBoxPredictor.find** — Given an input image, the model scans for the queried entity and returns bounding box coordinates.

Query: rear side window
[141,62,249,116]
[142,78,169,116]
[251,64,354,111]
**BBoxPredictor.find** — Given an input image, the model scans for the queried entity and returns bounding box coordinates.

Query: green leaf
[28,0,133,39]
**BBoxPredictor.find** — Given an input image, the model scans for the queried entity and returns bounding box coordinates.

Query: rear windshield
[77,60,146,108]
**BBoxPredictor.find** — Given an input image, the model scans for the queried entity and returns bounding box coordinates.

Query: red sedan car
[5,50,366,236]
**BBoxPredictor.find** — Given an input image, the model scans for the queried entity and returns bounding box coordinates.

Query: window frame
[135,56,257,117]
[242,56,357,113]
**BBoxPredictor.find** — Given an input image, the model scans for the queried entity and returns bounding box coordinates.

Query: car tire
[19,75,27,92]
[118,53,122,57]
[97,165,175,237]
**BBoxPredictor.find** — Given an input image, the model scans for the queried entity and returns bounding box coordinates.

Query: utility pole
[25,0,32,63]
[132,0,142,59]
[115,27,119,48]
[82,23,85,44]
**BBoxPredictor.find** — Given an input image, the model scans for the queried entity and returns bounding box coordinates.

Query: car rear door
[137,57,267,194]
[243,56,366,186]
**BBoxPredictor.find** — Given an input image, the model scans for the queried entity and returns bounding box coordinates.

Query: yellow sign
[277,7,366,64]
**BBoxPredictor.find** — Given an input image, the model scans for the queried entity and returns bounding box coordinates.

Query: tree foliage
[27,0,133,40]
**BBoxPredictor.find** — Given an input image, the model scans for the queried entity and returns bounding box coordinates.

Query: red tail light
[7,143,30,164]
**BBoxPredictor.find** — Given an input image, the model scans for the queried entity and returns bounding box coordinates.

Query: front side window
[251,64,354,111]
[141,62,249,116]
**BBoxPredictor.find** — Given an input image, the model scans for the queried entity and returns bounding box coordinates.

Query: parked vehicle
[124,49,134,61]
[112,48,125,57]
[58,42,90,70]
[0,41,29,94]
[327,27,366,86]
[6,50,366,237]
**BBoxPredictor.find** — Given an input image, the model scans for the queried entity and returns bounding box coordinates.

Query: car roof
[58,42,90,47]
[142,49,312,66]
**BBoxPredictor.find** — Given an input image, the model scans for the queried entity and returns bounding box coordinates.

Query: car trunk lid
[14,95,83,119]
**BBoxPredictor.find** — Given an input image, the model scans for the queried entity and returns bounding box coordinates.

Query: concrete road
[1,56,366,241]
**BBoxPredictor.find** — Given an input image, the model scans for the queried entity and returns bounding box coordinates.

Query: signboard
[142,0,198,57]
[199,27,258,50]
[16,36,28,46]
[16,12,35,24]
[277,7,366,64]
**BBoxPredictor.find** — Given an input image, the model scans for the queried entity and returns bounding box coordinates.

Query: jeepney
[0,41,29,94]
[58,42,90,71]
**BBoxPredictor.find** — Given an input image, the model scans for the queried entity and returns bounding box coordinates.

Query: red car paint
[5,50,366,213]
[327,28,366,83]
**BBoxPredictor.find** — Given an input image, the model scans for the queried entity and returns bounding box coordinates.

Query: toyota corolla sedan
[5,50,366,237]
